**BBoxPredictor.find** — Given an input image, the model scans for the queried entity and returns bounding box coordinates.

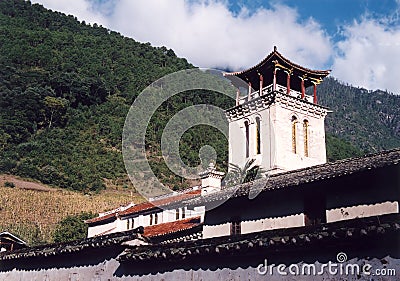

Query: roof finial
[274,46,277,52]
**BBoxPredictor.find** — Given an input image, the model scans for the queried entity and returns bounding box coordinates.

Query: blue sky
[232,0,399,35]
[32,0,400,94]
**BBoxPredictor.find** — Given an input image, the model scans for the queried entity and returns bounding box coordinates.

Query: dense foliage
[53,212,95,243]
[0,0,198,191]
[317,77,400,152]
[0,0,399,192]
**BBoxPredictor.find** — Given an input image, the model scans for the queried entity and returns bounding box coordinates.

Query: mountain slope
[317,77,400,153]
[0,0,399,195]
[0,174,139,244]
[0,0,196,191]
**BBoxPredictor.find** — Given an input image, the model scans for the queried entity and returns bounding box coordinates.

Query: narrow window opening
[176,209,180,220]
[303,120,309,157]
[182,208,186,219]
[154,213,158,224]
[291,116,298,154]
[256,117,261,154]
[149,214,153,225]
[245,121,249,158]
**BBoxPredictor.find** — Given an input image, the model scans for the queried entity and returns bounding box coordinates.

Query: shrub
[53,212,95,243]
[4,181,15,188]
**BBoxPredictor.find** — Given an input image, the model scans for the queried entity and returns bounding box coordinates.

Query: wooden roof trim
[224,47,331,78]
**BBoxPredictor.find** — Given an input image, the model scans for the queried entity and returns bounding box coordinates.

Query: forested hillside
[0,0,399,194]
[0,0,197,191]
[318,77,400,153]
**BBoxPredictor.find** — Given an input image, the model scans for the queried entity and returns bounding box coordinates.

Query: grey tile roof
[185,148,400,206]
[0,227,145,261]
[119,213,400,262]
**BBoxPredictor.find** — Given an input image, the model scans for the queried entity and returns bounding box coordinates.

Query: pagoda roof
[224,46,331,92]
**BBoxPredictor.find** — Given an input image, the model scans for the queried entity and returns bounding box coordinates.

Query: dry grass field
[0,174,143,244]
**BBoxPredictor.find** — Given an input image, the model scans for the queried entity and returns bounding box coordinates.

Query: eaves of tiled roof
[85,189,201,225]
[224,46,330,78]
[143,216,202,238]
[119,213,400,262]
[188,148,400,206]
[0,227,145,261]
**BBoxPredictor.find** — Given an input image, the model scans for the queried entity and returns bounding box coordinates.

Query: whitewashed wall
[327,201,399,222]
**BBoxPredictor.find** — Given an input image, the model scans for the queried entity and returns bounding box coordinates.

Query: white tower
[224,47,330,174]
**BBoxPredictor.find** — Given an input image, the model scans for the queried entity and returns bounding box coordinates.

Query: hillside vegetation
[318,78,400,153]
[0,0,399,194]
[1,0,400,245]
[0,174,140,244]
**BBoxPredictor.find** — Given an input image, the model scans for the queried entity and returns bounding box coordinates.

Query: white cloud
[31,0,108,26]
[332,18,400,94]
[109,1,332,70]
[31,0,332,72]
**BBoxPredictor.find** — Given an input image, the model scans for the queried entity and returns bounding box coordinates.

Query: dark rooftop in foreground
[183,148,400,206]
[0,227,145,261]
[119,213,400,262]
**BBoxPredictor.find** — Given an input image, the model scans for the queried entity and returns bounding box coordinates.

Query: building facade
[86,188,204,238]
[1,149,399,281]
[1,48,399,281]
[225,47,330,174]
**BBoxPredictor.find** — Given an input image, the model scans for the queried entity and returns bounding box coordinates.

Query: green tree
[53,212,95,243]
[43,96,69,128]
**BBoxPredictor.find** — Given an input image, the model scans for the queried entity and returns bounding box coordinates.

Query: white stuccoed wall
[326,201,399,223]
[227,90,328,174]
[87,220,117,237]
[203,214,306,238]
[241,214,305,234]
[203,222,231,238]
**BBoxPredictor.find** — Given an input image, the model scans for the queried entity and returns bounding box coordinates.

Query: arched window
[256,117,261,154]
[245,121,250,158]
[291,116,298,154]
[303,120,309,157]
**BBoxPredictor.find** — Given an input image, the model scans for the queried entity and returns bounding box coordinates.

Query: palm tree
[223,159,266,187]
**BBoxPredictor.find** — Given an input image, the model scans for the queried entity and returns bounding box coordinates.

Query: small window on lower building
[176,209,180,220]
[230,218,241,236]
[154,213,158,225]
[304,192,326,226]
